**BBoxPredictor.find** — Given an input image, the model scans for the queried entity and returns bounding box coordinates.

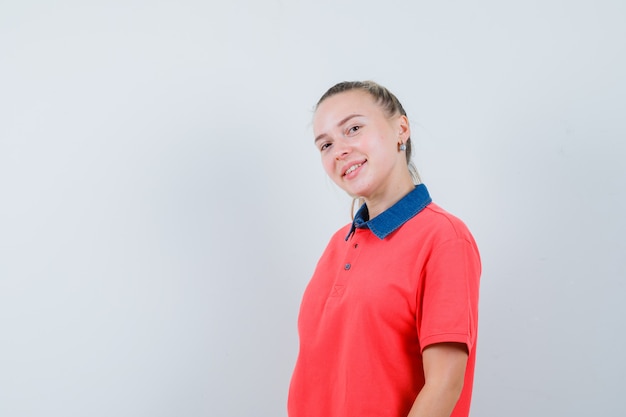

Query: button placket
[328,234,363,300]
[343,238,362,273]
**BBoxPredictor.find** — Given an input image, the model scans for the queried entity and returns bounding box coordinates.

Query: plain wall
[1,1,625,416]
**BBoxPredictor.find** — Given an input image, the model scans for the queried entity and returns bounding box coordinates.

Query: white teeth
[344,163,362,175]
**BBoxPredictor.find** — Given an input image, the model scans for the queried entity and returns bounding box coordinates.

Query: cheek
[321,154,335,176]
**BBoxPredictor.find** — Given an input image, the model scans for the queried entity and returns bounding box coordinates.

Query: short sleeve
[417,237,481,353]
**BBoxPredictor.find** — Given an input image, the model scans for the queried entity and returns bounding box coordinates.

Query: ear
[397,115,410,142]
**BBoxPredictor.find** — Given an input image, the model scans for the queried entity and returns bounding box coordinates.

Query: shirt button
[344,263,351,270]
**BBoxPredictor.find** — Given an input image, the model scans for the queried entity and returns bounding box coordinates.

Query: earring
[399,142,407,151]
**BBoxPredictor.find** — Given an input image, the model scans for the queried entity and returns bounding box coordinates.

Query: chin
[339,178,373,199]
[346,187,370,199]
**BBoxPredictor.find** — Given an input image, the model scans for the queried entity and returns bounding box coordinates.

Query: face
[313,90,411,202]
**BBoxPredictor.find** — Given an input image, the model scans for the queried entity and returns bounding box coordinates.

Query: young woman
[288,81,481,417]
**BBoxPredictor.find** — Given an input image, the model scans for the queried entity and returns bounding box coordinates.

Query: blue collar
[345,184,432,241]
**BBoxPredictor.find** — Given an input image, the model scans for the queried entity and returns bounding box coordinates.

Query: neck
[363,177,415,219]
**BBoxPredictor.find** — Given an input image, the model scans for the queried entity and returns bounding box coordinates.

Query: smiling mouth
[343,162,365,176]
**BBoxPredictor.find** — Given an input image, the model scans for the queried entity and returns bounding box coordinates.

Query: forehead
[313,90,381,129]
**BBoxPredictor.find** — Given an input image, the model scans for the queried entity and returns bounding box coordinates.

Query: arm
[406,342,468,417]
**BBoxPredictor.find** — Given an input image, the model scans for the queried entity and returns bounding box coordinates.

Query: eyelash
[348,125,361,134]
[319,125,362,152]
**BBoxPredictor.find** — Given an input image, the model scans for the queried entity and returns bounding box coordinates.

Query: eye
[320,142,332,151]
[347,125,361,135]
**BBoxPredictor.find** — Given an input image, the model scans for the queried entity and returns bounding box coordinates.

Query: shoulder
[320,223,352,248]
[312,223,353,264]
[406,202,476,244]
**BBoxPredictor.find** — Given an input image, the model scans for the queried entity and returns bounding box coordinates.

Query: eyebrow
[314,114,364,144]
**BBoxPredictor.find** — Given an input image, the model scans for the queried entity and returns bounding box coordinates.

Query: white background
[1,1,625,416]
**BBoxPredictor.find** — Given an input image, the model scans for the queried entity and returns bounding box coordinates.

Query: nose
[334,140,351,160]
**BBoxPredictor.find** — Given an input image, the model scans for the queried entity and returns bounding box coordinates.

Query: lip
[341,159,367,178]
